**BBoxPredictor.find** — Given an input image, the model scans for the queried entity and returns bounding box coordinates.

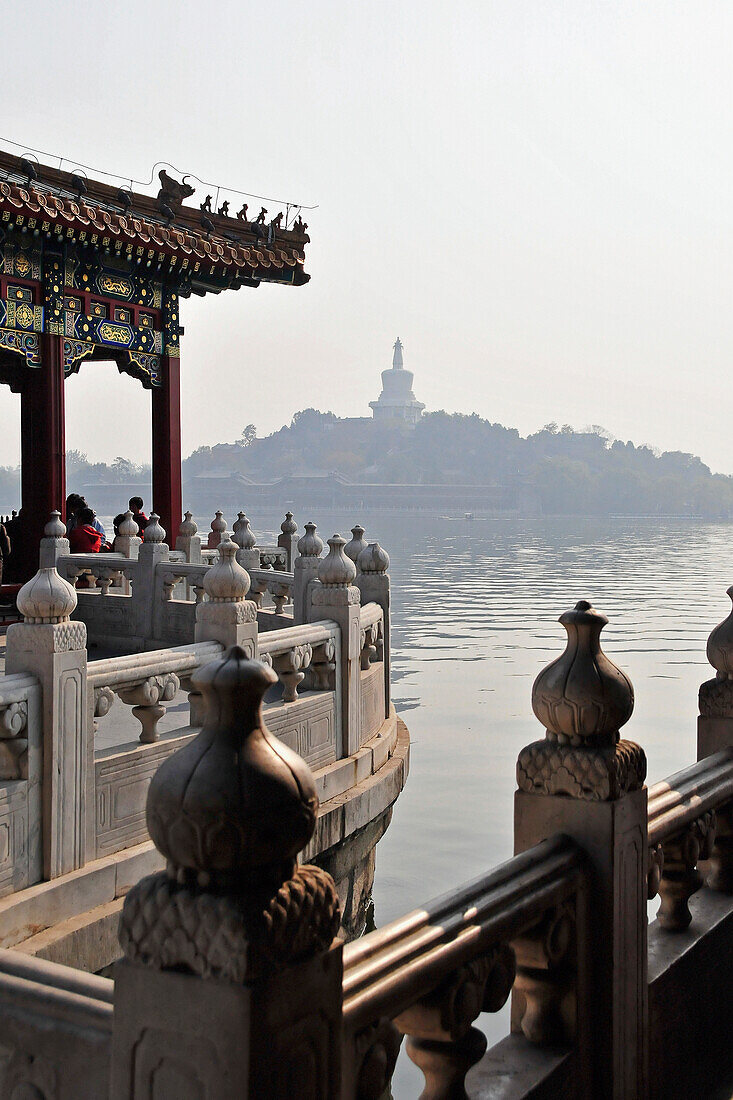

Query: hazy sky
[3,2,733,471]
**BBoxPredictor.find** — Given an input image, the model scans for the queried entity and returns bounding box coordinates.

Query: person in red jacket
[129,496,149,532]
[69,507,104,554]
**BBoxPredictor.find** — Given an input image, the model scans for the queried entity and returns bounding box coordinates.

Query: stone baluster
[309,535,362,757]
[194,533,258,658]
[270,579,291,615]
[5,566,90,879]
[657,812,716,930]
[514,599,647,1099]
[278,510,299,571]
[356,543,392,718]
[137,513,170,643]
[393,947,515,1099]
[344,524,367,567]
[233,513,260,572]
[118,673,181,743]
[309,636,337,691]
[207,509,227,550]
[273,643,313,702]
[175,510,202,565]
[39,510,70,569]
[293,521,323,625]
[111,647,342,1099]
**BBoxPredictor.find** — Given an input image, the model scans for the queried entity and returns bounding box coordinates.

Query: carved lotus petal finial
[532,600,634,743]
[146,645,318,884]
[44,510,66,539]
[344,524,367,563]
[178,510,197,538]
[144,513,166,543]
[119,510,139,538]
[211,510,227,533]
[203,534,251,602]
[707,586,733,678]
[233,514,256,550]
[318,535,357,586]
[281,511,298,536]
[357,542,390,575]
[297,521,323,558]
[17,566,77,624]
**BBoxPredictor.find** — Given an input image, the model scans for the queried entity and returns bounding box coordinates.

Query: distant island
[1,411,731,520]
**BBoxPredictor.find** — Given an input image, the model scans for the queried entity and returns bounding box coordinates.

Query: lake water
[105,509,731,1092]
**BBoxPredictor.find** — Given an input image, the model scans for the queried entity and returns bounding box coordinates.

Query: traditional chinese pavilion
[0,149,309,577]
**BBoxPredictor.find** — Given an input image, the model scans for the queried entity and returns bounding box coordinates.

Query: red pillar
[151,354,182,544]
[19,334,66,578]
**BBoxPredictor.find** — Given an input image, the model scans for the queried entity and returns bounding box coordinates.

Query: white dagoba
[369,338,425,427]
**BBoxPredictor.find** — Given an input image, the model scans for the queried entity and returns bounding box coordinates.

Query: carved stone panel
[359,664,385,746]
[95,734,197,857]
[0,782,29,896]
[264,692,337,770]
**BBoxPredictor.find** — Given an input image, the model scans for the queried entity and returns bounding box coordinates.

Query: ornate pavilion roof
[0,151,310,297]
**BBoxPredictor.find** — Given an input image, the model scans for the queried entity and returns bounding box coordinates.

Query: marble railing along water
[4,579,733,1097]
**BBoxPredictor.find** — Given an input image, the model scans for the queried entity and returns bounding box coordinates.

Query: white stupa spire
[392,337,404,369]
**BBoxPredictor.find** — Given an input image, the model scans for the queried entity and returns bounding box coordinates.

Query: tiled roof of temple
[0,152,309,295]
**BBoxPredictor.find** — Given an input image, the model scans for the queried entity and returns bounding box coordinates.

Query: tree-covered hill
[1,411,729,518]
[181,410,733,518]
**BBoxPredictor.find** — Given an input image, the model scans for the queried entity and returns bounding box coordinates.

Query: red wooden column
[151,354,182,543]
[19,334,66,578]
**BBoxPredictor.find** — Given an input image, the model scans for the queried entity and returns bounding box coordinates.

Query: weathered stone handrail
[259,619,339,702]
[341,835,585,1096]
[248,567,295,614]
[89,641,224,743]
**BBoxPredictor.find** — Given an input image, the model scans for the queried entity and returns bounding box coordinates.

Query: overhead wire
[0,136,318,217]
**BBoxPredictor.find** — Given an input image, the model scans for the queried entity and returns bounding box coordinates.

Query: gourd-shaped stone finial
[119,510,139,538]
[344,524,367,563]
[146,646,318,886]
[281,510,297,536]
[532,600,634,745]
[357,541,390,575]
[232,511,246,543]
[233,513,256,550]
[706,586,733,678]
[318,535,357,587]
[144,513,166,544]
[203,534,251,602]
[208,510,227,549]
[297,521,323,558]
[17,566,77,624]
[44,511,66,539]
[178,510,197,539]
[518,601,644,801]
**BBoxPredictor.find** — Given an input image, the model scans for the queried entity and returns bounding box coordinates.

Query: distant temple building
[369,337,425,426]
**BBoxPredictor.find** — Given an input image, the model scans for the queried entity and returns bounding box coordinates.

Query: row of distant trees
[0,451,152,514]
[2,413,732,518]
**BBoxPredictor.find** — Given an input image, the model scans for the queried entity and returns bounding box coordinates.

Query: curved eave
[0,180,309,293]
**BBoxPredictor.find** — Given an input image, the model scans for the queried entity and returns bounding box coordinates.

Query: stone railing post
[113,510,142,560]
[194,534,258,658]
[344,524,367,566]
[38,510,70,569]
[137,513,170,643]
[514,600,648,1100]
[293,522,323,625]
[175,510,202,564]
[278,511,299,571]
[207,509,227,550]
[5,566,91,878]
[309,535,362,757]
[356,542,391,718]
[111,647,342,1098]
[698,586,733,759]
[233,512,260,572]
